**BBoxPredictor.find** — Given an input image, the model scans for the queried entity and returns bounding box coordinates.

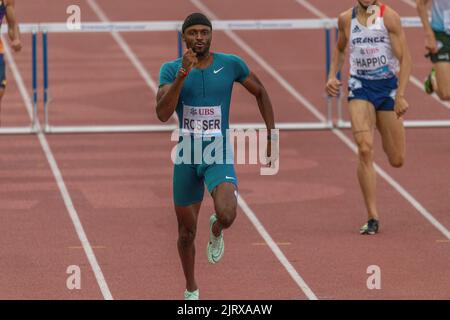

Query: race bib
[445,10,450,34]
[182,104,222,137]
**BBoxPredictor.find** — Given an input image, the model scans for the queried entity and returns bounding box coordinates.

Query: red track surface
[0,0,449,299]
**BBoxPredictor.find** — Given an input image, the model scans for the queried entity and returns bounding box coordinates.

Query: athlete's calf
[212,182,237,233]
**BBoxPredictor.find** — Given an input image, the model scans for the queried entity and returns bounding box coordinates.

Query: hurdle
[0,24,39,134]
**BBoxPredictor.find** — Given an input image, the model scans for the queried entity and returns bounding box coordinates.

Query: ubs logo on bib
[183,104,222,137]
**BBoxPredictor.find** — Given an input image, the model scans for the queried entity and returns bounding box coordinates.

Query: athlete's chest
[349,19,390,49]
[181,64,235,100]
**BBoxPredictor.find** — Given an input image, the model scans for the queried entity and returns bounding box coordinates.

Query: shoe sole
[360,230,379,235]
[207,214,224,264]
[207,242,224,264]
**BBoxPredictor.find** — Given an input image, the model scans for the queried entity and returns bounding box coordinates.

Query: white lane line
[410,76,450,111]
[299,0,450,111]
[86,0,179,122]
[191,0,319,300]
[398,0,417,8]
[296,0,450,239]
[190,0,326,123]
[2,35,113,299]
[238,196,318,300]
[294,0,329,19]
[397,0,450,110]
[333,129,450,239]
[86,0,158,93]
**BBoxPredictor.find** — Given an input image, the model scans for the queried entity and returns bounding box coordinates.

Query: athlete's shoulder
[159,58,182,86]
[337,7,353,31]
[383,5,401,21]
[161,57,182,69]
[338,8,353,23]
[214,52,245,63]
[215,52,250,82]
[383,5,402,31]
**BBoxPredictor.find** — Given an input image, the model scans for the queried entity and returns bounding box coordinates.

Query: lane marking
[86,0,179,122]
[395,0,448,110]
[299,0,450,111]
[191,0,450,300]
[69,246,107,249]
[252,242,292,246]
[86,0,158,92]
[192,0,319,301]
[292,0,450,240]
[3,36,113,300]
[238,195,318,300]
[398,0,417,8]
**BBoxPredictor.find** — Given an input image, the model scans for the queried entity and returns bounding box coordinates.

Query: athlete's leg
[173,163,205,292]
[433,62,450,100]
[203,164,238,264]
[376,111,406,168]
[0,88,5,125]
[203,163,238,236]
[0,52,6,125]
[175,202,202,292]
[211,182,237,236]
[349,99,378,220]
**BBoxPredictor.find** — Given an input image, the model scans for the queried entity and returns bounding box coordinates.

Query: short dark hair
[182,13,212,33]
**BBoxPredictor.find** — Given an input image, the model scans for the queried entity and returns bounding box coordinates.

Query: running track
[0,0,449,299]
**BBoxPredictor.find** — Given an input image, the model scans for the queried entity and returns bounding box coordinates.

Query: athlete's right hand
[11,39,22,52]
[182,48,198,72]
[425,30,438,54]
[326,77,342,97]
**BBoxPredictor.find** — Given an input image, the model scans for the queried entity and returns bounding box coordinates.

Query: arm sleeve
[159,62,177,87]
[230,54,250,83]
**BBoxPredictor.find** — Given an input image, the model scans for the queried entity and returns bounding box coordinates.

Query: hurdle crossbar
[7,18,449,134]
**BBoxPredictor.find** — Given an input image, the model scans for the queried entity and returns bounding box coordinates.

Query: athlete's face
[183,25,212,58]
[357,0,377,10]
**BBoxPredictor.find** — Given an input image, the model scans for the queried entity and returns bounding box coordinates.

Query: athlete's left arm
[241,72,276,162]
[241,72,275,134]
[385,8,411,118]
[5,0,21,52]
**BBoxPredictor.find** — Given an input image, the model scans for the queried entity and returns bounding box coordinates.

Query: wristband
[178,67,189,78]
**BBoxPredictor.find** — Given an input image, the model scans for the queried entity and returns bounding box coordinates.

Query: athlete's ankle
[186,283,198,292]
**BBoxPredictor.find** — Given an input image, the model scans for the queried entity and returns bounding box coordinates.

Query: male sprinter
[156,13,275,299]
[418,0,450,100]
[326,1,411,235]
[0,0,22,120]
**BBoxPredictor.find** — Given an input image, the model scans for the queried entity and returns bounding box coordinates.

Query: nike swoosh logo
[225,176,235,180]
[213,67,224,74]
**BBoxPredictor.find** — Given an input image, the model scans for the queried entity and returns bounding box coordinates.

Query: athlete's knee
[178,225,197,246]
[437,90,450,101]
[357,139,374,163]
[215,201,237,229]
[388,154,404,168]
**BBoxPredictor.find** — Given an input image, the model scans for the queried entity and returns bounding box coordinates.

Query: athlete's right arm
[156,79,185,122]
[326,12,349,97]
[156,49,198,122]
[5,0,21,52]
[416,0,437,54]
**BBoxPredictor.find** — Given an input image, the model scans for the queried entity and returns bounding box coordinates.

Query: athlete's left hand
[266,135,279,168]
[266,140,272,167]
[394,95,409,119]
[11,39,22,52]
